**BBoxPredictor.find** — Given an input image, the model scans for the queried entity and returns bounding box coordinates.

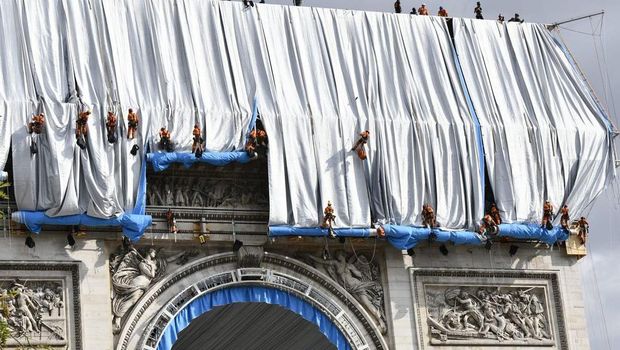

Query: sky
[252,0,620,348]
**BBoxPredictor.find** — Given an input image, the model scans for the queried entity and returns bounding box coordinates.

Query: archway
[170,295,338,350]
[116,252,387,350]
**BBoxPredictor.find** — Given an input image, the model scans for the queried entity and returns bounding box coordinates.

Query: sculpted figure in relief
[110,246,185,333]
[306,251,387,334]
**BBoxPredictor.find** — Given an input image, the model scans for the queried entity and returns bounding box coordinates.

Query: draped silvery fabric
[453,18,615,224]
[0,0,613,230]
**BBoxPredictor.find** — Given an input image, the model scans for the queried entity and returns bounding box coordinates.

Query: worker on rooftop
[509,13,524,23]
[418,3,429,15]
[293,0,302,6]
[394,0,402,13]
[498,14,505,22]
[474,2,483,19]
[438,6,448,17]
[410,7,417,15]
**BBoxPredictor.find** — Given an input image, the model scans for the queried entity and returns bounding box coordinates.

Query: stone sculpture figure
[11,283,40,332]
[306,251,387,334]
[110,247,184,333]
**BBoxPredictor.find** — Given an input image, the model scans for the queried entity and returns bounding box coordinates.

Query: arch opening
[171,301,336,350]
[158,286,351,350]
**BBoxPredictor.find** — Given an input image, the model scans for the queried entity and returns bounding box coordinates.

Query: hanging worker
[76,110,90,150]
[192,124,204,158]
[541,200,554,230]
[127,108,139,140]
[418,3,429,15]
[474,1,483,19]
[577,217,589,245]
[27,113,45,155]
[509,13,524,23]
[350,130,370,160]
[159,127,173,152]
[410,7,417,15]
[321,201,337,238]
[106,111,118,144]
[394,0,402,14]
[479,215,498,236]
[438,6,448,17]
[422,204,437,228]
[489,202,501,225]
[28,113,45,135]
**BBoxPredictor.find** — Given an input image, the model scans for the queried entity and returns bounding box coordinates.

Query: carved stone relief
[425,285,553,345]
[146,175,268,209]
[0,262,80,350]
[109,244,200,333]
[411,269,567,349]
[0,279,67,347]
[303,250,387,334]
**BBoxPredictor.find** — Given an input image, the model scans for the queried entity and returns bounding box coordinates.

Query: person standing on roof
[410,7,417,15]
[474,2,483,19]
[438,6,448,17]
[418,3,429,15]
[508,13,524,23]
[293,0,302,6]
[394,0,402,13]
[498,14,505,22]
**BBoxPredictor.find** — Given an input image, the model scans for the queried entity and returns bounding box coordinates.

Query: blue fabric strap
[384,225,483,250]
[12,211,152,242]
[269,226,371,237]
[146,151,252,172]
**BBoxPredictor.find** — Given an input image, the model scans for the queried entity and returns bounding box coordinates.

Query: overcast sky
[253,0,620,348]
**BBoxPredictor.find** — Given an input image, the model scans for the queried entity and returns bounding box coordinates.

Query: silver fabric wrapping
[0,1,612,229]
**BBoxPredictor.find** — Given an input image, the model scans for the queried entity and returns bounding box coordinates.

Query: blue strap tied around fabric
[383,225,484,250]
[12,211,152,242]
[146,151,252,172]
[269,226,372,237]
[497,223,569,245]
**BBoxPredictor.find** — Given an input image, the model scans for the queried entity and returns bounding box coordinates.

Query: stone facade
[0,236,113,350]
[0,163,591,349]
[383,244,589,350]
[0,230,590,350]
